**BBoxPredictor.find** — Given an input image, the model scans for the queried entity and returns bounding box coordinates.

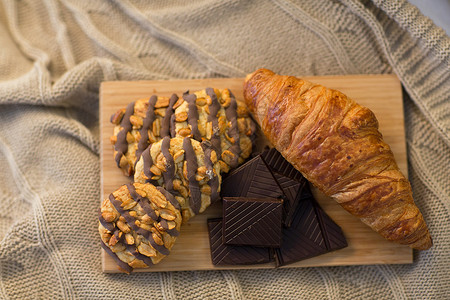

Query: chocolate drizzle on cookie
[98,208,115,232]
[99,208,135,272]
[112,229,124,243]
[161,136,175,194]
[127,183,158,222]
[224,91,241,168]
[114,101,135,167]
[125,244,154,267]
[142,144,154,183]
[183,137,202,214]
[157,186,180,212]
[100,240,133,273]
[205,88,222,155]
[126,184,180,237]
[161,94,179,138]
[136,96,158,159]
[170,113,177,137]
[108,193,170,255]
[183,92,202,141]
[201,141,220,204]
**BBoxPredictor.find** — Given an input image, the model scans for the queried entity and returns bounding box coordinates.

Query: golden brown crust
[243,68,432,250]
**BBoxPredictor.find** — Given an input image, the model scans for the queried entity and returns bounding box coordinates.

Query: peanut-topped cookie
[174,88,255,173]
[110,95,177,176]
[98,182,182,273]
[134,136,221,222]
[110,88,255,176]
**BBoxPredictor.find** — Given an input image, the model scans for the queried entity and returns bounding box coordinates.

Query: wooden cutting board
[100,74,412,273]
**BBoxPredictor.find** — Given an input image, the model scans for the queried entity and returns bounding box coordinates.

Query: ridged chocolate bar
[261,148,304,182]
[220,155,284,199]
[262,148,307,227]
[222,197,283,247]
[313,198,348,251]
[272,172,306,227]
[275,195,327,266]
[207,218,273,265]
[275,191,347,266]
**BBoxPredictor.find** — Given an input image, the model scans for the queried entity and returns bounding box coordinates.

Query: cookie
[98,182,182,273]
[110,88,255,176]
[134,136,222,222]
[110,95,175,176]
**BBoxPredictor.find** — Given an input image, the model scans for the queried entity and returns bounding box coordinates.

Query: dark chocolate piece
[221,155,284,199]
[222,197,283,247]
[275,193,347,267]
[312,199,348,251]
[207,218,273,265]
[272,172,306,227]
[261,148,304,181]
[261,148,307,227]
[275,197,327,267]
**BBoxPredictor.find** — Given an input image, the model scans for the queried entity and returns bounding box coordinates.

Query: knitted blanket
[0,0,448,299]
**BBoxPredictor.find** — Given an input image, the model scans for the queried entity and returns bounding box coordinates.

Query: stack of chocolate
[207,148,348,266]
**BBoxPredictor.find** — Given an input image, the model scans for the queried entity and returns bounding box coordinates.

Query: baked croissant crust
[243,68,432,250]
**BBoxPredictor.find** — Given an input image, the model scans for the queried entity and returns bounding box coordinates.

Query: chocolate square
[272,172,306,227]
[221,155,284,199]
[261,148,307,227]
[207,218,273,265]
[222,197,283,247]
[261,148,305,182]
[275,196,328,266]
[312,199,348,251]
[275,191,347,266]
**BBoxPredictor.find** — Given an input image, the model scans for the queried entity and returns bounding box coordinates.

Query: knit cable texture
[0,0,448,299]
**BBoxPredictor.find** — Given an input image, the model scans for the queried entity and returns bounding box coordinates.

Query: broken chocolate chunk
[275,191,347,267]
[220,155,284,199]
[275,196,327,266]
[222,197,283,247]
[261,147,304,182]
[207,218,273,265]
[261,148,307,227]
[272,172,306,227]
[313,199,348,251]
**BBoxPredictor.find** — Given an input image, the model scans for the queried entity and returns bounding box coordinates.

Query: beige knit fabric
[0,0,448,299]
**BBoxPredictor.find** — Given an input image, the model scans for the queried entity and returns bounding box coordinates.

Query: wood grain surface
[99,75,412,273]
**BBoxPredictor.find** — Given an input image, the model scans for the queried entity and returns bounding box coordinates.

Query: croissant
[243,68,432,250]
